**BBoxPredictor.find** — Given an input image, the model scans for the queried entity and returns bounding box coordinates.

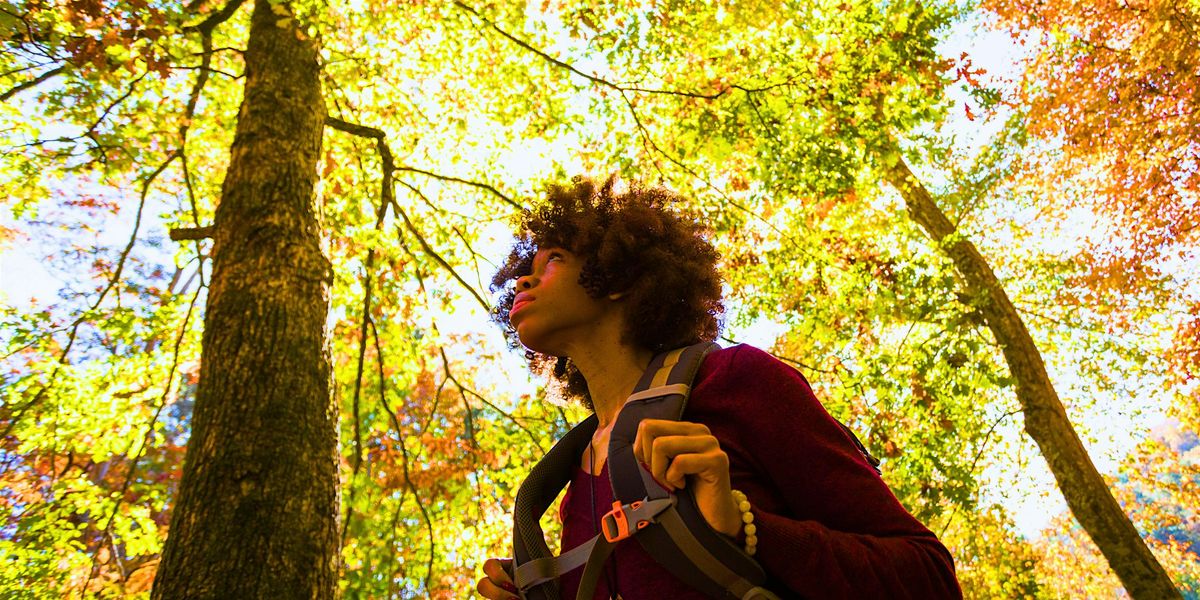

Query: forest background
[0,0,1197,597]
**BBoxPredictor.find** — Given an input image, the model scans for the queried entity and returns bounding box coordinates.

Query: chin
[515,329,565,358]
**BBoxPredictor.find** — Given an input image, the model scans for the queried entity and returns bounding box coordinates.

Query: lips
[510,293,534,317]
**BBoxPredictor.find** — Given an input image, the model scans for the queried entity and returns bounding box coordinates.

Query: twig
[454,1,727,100]
[371,317,437,595]
[394,181,492,312]
[937,408,1021,539]
[437,347,544,451]
[393,166,521,211]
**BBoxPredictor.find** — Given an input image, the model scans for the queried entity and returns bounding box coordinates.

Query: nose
[515,274,536,290]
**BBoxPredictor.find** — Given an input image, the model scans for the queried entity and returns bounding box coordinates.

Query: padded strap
[512,415,597,600]
[574,534,618,600]
[657,508,781,599]
[607,342,772,599]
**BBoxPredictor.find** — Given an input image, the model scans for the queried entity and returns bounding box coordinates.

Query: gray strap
[742,586,784,600]
[514,535,600,590]
[657,508,782,600]
[625,383,690,403]
[574,534,618,600]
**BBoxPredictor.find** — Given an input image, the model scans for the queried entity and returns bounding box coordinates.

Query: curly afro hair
[490,175,725,407]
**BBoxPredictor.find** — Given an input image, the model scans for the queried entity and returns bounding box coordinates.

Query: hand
[633,419,743,537]
[476,557,518,599]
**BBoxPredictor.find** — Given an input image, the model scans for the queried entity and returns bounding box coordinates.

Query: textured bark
[884,151,1182,599]
[152,2,338,598]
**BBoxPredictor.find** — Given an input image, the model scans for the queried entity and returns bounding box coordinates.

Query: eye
[547,251,564,262]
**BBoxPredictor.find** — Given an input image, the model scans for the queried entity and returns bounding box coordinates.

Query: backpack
[509,342,881,600]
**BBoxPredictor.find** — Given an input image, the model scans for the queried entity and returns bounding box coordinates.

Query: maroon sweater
[556,344,962,599]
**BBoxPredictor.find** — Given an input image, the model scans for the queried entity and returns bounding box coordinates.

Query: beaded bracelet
[730,489,757,556]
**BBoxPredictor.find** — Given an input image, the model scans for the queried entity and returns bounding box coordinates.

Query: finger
[635,419,709,465]
[476,577,518,599]
[651,435,720,488]
[482,558,514,586]
[664,450,729,489]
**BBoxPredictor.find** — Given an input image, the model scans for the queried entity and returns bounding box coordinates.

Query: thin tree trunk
[884,150,1181,599]
[152,1,337,597]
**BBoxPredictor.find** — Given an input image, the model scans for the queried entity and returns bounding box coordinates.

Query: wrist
[718,502,743,537]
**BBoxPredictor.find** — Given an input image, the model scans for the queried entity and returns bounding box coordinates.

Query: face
[509,247,619,356]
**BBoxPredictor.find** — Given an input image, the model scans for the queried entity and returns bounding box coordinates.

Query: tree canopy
[0,0,1196,597]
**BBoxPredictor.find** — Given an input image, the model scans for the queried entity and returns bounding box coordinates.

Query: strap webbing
[514,535,600,590]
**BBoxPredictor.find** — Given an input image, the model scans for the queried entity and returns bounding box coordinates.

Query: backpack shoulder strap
[605,342,779,600]
[510,343,781,600]
[511,413,597,600]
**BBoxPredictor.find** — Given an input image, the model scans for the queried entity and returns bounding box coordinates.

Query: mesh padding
[512,415,597,599]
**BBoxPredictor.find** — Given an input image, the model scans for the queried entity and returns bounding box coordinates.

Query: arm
[721,346,962,599]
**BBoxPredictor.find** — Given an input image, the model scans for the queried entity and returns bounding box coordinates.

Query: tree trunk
[883,151,1181,599]
[152,1,337,598]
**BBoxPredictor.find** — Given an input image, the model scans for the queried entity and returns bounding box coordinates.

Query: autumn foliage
[0,0,1196,597]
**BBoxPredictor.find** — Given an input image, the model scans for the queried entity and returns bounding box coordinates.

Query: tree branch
[394,182,492,312]
[0,64,64,102]
[394,165,521,211]
[168,225,214,241]
[453,1,727,100]
[184,0,249,35]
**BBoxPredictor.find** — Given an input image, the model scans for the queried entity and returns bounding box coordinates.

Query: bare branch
[394,181,492,312]
[370,318,437,594]
[168,225,214,241]
[2,149,179,438]
[84,283,204,591]
[454,1,727,100]
[437,346,545,452]
[394,165,522,211]
[325,116,520,211]
[0,65,64,102]
[937,408,1021,538]
[184,0,249,35]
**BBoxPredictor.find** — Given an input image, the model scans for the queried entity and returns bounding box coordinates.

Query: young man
[477,177,962,599]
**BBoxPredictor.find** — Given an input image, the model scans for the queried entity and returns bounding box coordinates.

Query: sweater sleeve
[719,345,962,599]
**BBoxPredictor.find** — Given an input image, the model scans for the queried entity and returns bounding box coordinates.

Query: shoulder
[689,343,815,417]
[696,343,807,388]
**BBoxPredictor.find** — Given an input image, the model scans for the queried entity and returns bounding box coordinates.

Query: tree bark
[883,150,1181,599]
[152,1,338,598]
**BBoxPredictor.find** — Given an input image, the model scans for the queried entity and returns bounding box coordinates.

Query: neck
[565,330,653,429]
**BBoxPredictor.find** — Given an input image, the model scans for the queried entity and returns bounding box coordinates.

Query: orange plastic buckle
[601,500,648,542]
[601,501,629,542]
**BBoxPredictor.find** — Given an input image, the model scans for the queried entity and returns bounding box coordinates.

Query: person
[476,176,962,599]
